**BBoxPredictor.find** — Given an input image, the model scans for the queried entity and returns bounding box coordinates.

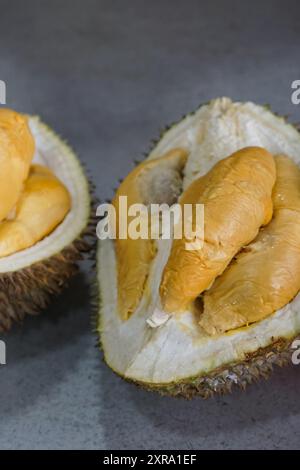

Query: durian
[0,164,71,257]
[200,155,300,335]
[97,97,300,397]
[159,146,275,313]
[113,148,188,320]
[0,109,34,222]
[0,109,93,331]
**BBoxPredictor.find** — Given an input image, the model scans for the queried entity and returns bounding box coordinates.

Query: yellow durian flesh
[200,155,300,335]
[0,108,35,222]
[113,148,188,320]
[159,146,276,313]
[0,164,71,258]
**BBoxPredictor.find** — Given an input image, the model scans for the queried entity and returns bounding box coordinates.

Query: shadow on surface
[97,357,300,449]
[0,271,92,418]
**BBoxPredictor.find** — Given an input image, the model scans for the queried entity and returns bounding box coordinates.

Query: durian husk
[0,117,96,332]
[97,98,300,398]
[133,335,299,398]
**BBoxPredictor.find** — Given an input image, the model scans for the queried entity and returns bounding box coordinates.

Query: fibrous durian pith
[100,326,299,399]
[134,336,298,398]
[97,98,300,397]
[0,117,96,331]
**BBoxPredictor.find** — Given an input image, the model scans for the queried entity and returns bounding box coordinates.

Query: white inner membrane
[99,97,300,384]
[0,116,90,273]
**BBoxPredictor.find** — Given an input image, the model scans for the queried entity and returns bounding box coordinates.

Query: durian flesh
[159,147,275,313]
[0,109,72,258]
[0,109,35,223]
[200,155,300,335]
[0,164,71,258]
[0,115,90,274]
[98,98,300,393]
[113,148,188,320]
[0,113,91,331]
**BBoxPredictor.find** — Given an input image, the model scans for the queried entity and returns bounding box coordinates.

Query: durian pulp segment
[200,155,300,335]
[0,164,71,258]
[113,148,188,320]
[0,109,35,223]
[0,116,90,273]
[99,97,300,384]
[159,147,275,313]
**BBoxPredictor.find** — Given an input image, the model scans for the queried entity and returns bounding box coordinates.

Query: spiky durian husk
[97,103,300,398]
[98,315,299,400]
[0,206,96,332]
[132,335,299,398]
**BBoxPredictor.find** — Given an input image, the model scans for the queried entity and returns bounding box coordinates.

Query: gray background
[0,0,299,450]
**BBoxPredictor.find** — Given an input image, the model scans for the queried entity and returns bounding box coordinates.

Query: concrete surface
[0,0,299,450]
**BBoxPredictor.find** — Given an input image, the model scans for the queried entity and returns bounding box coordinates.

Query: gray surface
[0,0,299,450]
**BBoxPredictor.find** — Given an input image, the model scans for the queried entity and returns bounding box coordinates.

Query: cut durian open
[0,116,93,331]
[97,98,300,397]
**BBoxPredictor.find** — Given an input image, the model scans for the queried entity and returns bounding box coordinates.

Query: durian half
[0,113,93,331]
[97,98,300,398]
